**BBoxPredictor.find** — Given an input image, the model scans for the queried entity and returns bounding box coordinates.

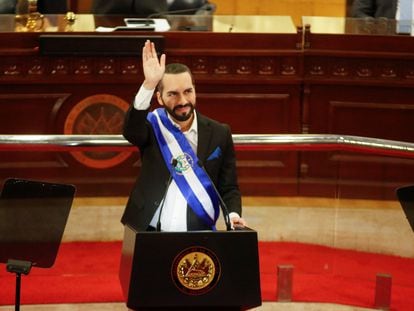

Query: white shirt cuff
[133,85,155,110]
[229,212,240,220]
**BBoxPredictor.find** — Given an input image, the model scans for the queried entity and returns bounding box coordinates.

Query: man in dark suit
[91,0,168,17]
[351,0,398,18]
[0,0,67,14]
[91,0,213,17]
[122,40,246,232]
[37,0,67,13]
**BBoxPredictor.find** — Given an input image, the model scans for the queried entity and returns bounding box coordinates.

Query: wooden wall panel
[0,93,69,134]
[328,100,414,142]
[0,29,302,197]
[196,91,301,196]
[301,84,414,199]
[196,93,298,134]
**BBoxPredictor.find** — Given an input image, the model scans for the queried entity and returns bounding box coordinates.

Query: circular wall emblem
[171,246,221,296]
[64,94,131,169]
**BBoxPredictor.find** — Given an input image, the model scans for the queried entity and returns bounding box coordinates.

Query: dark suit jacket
[91,0,211,16]
[38,0,67,13]
[122,106,242,231]
[91,0,168,16]
[351,0,397,18]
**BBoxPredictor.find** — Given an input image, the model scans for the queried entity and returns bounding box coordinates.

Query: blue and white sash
[147,108,220,229]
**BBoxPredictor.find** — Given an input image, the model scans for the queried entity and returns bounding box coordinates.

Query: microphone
[197,161,233,231]
[147,3,215,18]
[156,158,178,231]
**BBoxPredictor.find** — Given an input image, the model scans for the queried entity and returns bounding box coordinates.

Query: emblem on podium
[171,246,221,295]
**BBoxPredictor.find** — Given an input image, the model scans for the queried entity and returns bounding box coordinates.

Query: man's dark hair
[157,63,194,94]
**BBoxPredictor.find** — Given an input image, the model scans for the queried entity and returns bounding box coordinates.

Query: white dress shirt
[133,85,195,231]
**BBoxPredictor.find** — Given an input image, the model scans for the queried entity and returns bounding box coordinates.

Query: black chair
[91,0,215,17]
[0,0,16,13]
[37,0,67,13]
[169,0,216,14]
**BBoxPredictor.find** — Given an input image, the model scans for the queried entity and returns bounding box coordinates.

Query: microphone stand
[6,259,32,311]
[156,159,178,231]
[198,161,233,231]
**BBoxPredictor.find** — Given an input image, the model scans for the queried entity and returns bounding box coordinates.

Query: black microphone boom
[156,159,178,231]
[197,161,232,231]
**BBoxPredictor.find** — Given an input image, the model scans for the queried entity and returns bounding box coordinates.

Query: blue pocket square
[207,146,222,161]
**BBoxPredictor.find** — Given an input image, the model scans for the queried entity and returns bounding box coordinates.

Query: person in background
[91,0,167,17]
[37,0,67,13]
[91,0,214,17]
[0,0,67,14]
[0,0,16,12]
[351,0,398,18]
[122,40,246,232]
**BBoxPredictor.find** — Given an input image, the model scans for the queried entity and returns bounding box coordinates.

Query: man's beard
[164,102,195,122]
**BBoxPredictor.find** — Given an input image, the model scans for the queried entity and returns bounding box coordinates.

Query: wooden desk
[0,14,302,197]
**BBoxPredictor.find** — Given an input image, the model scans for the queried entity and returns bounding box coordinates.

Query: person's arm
[351,0,376,18]
[219,125,247,228]
[122,86,153,147]
[141,40,166,90]
[132,39,166,111]
[123,40,166,146]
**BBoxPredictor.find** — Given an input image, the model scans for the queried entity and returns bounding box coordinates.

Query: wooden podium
[119,225,262,310]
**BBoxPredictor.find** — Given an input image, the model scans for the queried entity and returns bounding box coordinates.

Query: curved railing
[0,134,413,158]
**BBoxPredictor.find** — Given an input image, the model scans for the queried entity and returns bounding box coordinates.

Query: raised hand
[142,40,166,90]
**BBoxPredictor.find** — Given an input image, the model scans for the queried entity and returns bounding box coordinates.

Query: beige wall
[214,0,346,25]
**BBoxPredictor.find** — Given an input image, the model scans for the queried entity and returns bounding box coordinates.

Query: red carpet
[1,241,414,309]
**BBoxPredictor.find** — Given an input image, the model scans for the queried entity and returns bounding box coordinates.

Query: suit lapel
[196,112,213,163]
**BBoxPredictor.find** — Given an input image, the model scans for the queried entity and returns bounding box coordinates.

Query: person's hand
[142,40,166,90]
[230,216,247,229]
